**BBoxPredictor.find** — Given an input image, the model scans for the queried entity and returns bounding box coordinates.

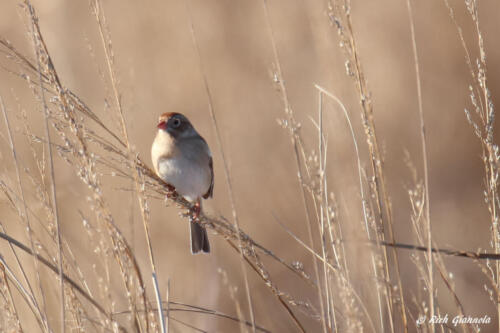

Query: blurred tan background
[0,0,499,332]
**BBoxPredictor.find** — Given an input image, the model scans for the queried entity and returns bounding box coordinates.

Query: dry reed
[0,1,498,332]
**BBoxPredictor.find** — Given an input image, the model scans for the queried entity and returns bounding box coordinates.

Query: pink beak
[157,121,167,130]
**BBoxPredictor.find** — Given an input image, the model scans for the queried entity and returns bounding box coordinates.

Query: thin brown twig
[0,255,23,333]
[0,230,108,316]
[0,175,107,326]
[0,255,46,331]
[372,240,500,261]
[112,301,272,333]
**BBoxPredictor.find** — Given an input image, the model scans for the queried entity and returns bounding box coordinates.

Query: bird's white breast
[152,130,211,202]
[157,157,210,202]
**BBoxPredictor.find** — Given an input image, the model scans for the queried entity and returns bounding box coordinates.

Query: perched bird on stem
[151,112,213,254]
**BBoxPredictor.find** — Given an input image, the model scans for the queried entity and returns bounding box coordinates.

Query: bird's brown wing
[203,157,214,199]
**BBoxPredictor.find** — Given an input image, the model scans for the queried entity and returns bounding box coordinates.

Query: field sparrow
[151,112,213,254]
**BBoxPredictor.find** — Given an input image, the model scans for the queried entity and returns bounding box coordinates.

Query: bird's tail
[190,220,210,254]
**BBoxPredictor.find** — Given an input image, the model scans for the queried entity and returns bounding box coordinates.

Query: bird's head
[157,112,196,139]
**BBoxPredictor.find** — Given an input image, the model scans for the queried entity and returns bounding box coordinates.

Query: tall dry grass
[0,0,499,332]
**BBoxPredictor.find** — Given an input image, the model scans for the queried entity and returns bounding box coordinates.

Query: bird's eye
[171,118,181,128]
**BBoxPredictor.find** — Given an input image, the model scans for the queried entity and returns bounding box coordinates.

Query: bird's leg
[190,199,201,223]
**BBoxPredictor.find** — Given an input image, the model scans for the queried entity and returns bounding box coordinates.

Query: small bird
[151,112,213,254]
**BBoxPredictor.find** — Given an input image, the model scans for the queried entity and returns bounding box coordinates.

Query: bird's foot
[189,200,201,223]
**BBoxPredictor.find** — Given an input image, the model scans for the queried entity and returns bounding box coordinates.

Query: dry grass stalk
[90,0,166,330]
[404,1,434,330]
[25,2,66,331]
[185,1,257,331]
[327,1,407,331]
[0,255,22,333]
[0,1,499,332]
[0,4,314,331]
[1,94,51,332]
[259,0,331,331]
[313,84,375,331]
[443,0,500,328]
